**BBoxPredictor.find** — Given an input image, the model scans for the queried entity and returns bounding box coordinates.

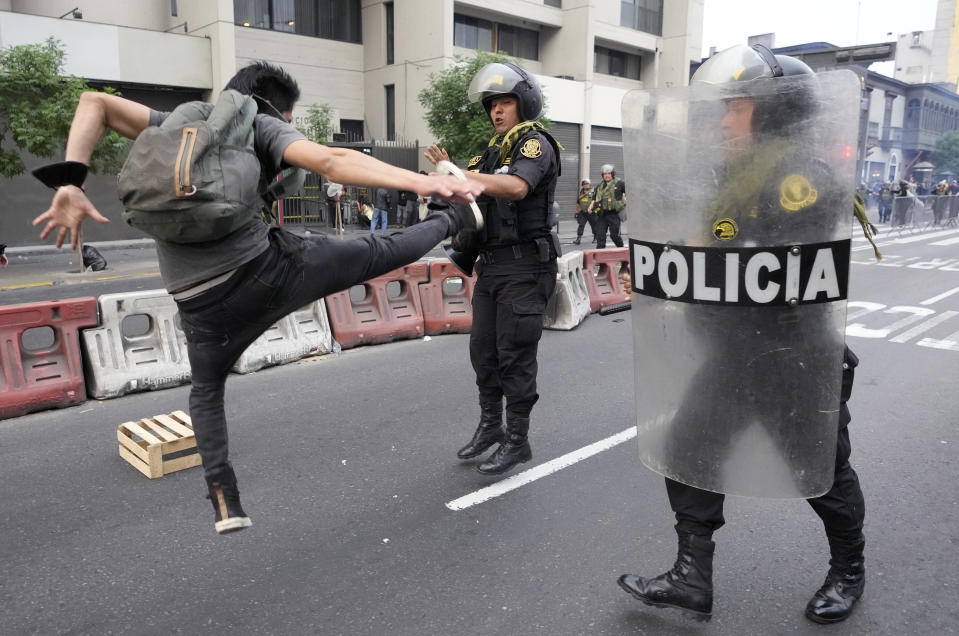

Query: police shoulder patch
[520,138,542,159]
[467,155,482,168]
[713,218,738,241]
[779,174,818,211]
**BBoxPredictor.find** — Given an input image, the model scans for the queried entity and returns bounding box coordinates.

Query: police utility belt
[478,238,554,265]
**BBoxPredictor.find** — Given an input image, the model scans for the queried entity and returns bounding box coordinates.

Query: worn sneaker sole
[215,516,252,534]
[617,575,712,623]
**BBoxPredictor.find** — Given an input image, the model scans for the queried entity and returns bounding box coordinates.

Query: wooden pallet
[117,410,201,478]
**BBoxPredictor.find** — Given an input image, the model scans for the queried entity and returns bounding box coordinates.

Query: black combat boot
[805,538,865,624]
[477,414,531,475]
[572,236,581,245]
[205,466,252,535]
[618,533,715,622]
[456,398,505,459]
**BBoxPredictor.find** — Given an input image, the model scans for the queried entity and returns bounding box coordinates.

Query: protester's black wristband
[31,161,89,190]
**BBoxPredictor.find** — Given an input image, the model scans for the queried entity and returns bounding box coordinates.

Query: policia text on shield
[616,44,869,626]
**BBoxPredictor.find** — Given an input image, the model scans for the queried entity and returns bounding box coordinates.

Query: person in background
[573,179,596,245]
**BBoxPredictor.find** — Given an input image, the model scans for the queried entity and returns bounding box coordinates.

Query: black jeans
[575,211,597,239]
[667,424,865,547]
[595,211,623,248]
[177,218,452,480]
[469,268,556,418]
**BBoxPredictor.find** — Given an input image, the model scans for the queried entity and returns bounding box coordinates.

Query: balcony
[881,126,902,151]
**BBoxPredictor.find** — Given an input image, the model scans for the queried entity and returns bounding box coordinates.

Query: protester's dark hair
[419,170,428,175]
[225,61,300,116]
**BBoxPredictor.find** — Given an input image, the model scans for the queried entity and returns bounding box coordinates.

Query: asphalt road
[1,224,958,635]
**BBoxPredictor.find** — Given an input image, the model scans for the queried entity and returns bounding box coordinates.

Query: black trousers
[595,210,624,248]
[176,217,452,480]
[575,211,597,239]
[667,424,865,549]
[469,268,556,418]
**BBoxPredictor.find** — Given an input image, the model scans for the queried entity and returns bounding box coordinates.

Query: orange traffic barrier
[419,259,476,335]
[0,297,98,420]
[325,262,430,350]
[581,248,631,312]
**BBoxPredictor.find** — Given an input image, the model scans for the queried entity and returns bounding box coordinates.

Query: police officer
[425,62,560,475]
[589,164,625,247]
[573,179,596,245]
[617,45,867,625]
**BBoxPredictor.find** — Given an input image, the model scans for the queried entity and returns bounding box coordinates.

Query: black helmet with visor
[468,62,544,122]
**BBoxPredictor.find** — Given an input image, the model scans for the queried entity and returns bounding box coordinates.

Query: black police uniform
[465,127,560,436]
[664,152,865,583]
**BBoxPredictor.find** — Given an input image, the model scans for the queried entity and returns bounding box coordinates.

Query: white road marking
[445,426,637,511]
[921,286,959,306]
[930,235,959,246]
[851,228,959,251]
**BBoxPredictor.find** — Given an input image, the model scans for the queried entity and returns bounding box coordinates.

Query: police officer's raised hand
[32,185,110,250]
[423,145,450,166]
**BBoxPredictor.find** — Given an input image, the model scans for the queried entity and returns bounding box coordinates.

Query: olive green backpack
[117,89,261,243]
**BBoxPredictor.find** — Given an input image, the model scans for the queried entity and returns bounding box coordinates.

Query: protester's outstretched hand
[423,144,450,166]
[32,185,109,249]
[419,174,483,204]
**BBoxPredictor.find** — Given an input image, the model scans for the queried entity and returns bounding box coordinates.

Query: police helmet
[691,44,817,136]
[581,179,591,186]
[601,164,615,177]
[468,62,544,122]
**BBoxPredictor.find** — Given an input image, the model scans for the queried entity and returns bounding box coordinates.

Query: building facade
[0,0,704,244]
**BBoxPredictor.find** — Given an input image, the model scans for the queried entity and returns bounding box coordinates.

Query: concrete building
[0,0,704,245]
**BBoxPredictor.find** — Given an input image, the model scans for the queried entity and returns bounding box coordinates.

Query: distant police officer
[589,164,625,247]
[573,179,596,245]
[425,62,560,475]
[618,45,868,625]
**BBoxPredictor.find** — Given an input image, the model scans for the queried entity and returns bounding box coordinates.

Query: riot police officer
[617,44,868,625]
[425,62,560,475]
[573,179,596,245]
[589,165,626,247]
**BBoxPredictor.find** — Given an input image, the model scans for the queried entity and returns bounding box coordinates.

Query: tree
[0,38,128,178]
[418,51,550,161]
[932,130,959,175]
[296,102,336,145]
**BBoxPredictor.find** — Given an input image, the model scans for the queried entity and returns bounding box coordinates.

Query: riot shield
[622,70,859,498]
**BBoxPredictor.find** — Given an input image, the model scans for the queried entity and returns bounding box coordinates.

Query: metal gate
[548,122,582,227]
[279,137,419,228]
[589,125,625,182]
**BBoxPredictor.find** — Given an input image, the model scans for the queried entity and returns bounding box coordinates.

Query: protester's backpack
[117,89,261,243]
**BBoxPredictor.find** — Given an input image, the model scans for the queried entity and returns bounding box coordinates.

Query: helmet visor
[692,45,772,85]
[468,63,527,104]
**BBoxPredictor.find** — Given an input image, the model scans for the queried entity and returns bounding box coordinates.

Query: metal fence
[888,194,959,233]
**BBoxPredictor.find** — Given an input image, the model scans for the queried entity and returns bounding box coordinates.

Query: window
[911,31,922,47]
[544,0,561,6]
[385,85,395,141]
[385,2,394,65]
[497,24,539,60]
[453,13,539,60]
[454,14,494,52]
[234,0,362,44]
[594,45,641,80]
[620,0,663,36]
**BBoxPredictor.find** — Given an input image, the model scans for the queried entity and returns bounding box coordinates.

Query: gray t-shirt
[147,110,306,292]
